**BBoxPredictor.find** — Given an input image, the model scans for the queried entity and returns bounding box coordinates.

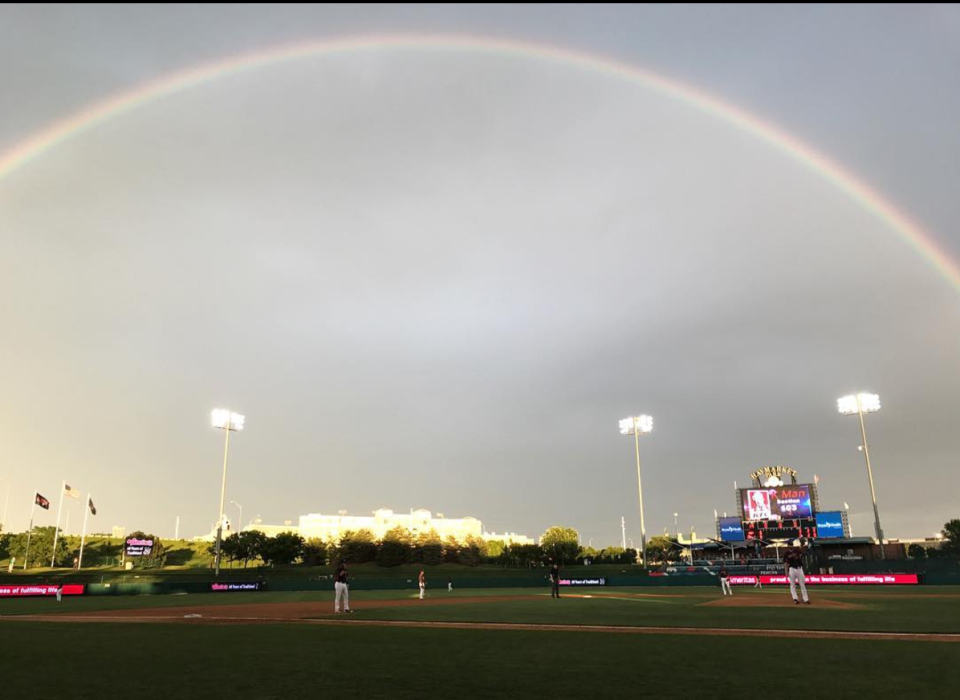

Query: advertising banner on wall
[728,574,918,586]
[0,584,86,597]
[559,578,606,587]
[125,537,154,557]
[815,511,846,538]
[210,582,262,592]
[718,517,746,541]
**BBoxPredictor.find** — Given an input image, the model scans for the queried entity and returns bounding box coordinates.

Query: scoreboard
[742,518,818,542]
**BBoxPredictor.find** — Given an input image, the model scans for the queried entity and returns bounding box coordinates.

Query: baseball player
[334,562,352,613]
[784,540,810,605]
[419,569,426,600]
[718,565,732,596]
[549,562,561,599]
[56,583,63,603]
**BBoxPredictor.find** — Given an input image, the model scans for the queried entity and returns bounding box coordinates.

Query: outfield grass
[5,586,960,634]
[2,620,957,699]
[345,587,960,634]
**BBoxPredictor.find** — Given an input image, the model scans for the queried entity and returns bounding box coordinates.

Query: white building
[482,532,535,546]
[298,508,484,542]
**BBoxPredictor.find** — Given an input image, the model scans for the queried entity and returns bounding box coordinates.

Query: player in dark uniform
[549,562,561,599]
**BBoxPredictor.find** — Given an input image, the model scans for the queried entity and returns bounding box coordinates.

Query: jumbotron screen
[742,485,814,521]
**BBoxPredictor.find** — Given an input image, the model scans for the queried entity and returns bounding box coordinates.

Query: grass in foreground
[2,621,958,699]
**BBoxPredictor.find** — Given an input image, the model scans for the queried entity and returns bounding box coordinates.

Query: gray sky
[1,4,958,544]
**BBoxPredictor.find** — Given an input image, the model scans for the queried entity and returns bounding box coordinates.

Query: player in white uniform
[419,569,426,600]
[718,565,732,596]
[334,562,352,613]
[784,540,810,604]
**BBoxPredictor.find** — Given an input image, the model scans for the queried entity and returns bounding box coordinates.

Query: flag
[64,484,81,500]
[88,497,97,516]
[35,492,50,510]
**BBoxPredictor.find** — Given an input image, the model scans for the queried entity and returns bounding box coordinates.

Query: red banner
[0,584,85,597]
[729,574,918,586]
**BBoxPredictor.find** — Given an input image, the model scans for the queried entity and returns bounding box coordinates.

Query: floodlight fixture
[212,409,245,431]
[837,393,880,416]
[619,415,653,435]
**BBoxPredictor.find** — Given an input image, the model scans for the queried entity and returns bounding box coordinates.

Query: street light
[212,408,245,576]
[230,500,243,533]
[619,415,653,567]
[837,393,885,559]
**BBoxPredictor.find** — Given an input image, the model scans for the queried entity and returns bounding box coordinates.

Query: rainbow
[2,34,958,292]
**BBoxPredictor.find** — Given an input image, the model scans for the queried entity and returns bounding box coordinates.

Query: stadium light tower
[619,415,653,567]
[212,409,244,576]
[837,393,885,560]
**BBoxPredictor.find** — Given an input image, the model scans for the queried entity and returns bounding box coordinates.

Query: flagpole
[78,493,91,569]
[50,480,66,568]
[24,490,36,570]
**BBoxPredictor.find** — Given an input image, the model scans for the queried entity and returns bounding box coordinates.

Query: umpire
[549,562,561,599]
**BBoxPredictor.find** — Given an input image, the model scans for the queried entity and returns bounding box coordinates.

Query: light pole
[619,415,653,567]
[231,501,243,533]
[837,393,885,559]
[673,512,680,564]
[212,408,245,577]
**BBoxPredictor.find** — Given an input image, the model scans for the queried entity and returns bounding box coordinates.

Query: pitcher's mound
[701,596,863,609]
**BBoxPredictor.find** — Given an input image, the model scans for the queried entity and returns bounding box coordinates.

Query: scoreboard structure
[718,466,850,543]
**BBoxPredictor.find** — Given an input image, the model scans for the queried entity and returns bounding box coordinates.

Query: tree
[219,533,242,567]
[414,530,443,565]
[235,530,268,567]
[596,547,638,565]
[498,543,543,568]
[7,526,71,568]
[442,536,461,564]
[377,526,412,567]
[485,539,507,560]
[334,529,377,565]
[301,538,328,566]
[645,535,676,564]
[540,526,580,565]
[907,543,927,559]
[457,535,487,567]
[260,531,304,567]
[941,519,960,555]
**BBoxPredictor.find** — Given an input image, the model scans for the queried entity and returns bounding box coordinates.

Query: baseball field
[3,585,959,698]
